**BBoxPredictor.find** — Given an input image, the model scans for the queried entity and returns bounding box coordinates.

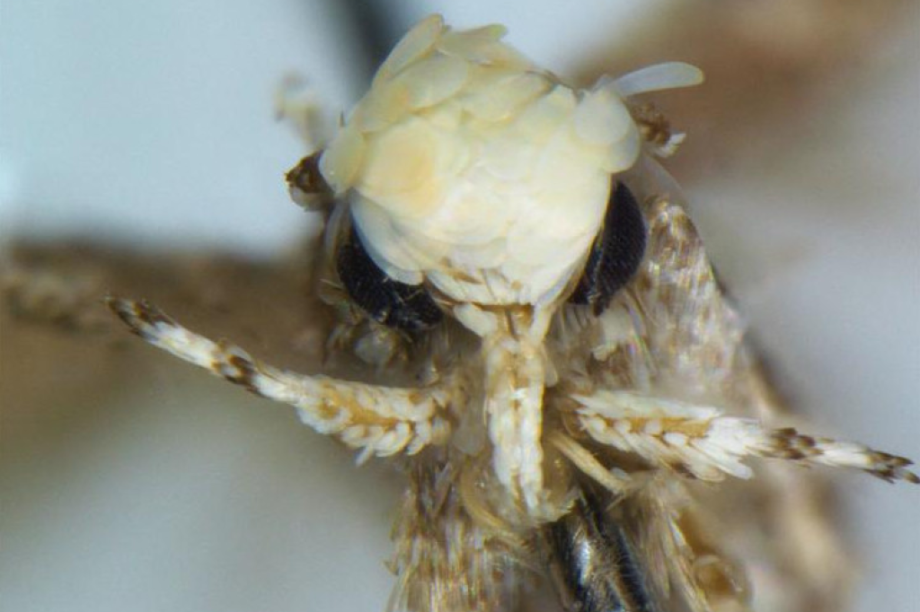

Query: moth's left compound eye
[336,225,444,333]
[569,181,646,315]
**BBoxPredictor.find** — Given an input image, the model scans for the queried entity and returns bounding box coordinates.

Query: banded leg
[567,389,918,484]
[107,297,451,461]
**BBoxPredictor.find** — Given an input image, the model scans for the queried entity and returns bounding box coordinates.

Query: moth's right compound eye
[336,225,443,334]
[569,181,647,315]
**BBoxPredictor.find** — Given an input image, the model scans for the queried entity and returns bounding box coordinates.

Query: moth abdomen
[546,488,659,612]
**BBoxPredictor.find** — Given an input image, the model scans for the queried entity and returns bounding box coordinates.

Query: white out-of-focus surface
[0,0,362,254]
[1,2,917,612]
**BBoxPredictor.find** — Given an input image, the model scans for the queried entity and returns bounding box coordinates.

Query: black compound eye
[569,181,647,315]
[336,225,443,333]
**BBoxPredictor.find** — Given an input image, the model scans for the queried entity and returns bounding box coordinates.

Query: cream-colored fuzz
[322,14,652,305]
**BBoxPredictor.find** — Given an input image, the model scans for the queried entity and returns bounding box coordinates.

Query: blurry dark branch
[330,0,410,84]
[1,240,330,416]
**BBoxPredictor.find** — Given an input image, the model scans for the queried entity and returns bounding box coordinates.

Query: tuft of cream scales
[321,15,698,307]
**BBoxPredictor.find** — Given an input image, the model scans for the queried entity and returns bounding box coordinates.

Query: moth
[107,15,916,612]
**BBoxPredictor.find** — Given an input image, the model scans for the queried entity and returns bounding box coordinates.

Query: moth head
[317,14,701,340]
[292,15,702,512]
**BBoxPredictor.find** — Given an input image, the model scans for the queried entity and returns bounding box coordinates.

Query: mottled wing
[601,160,854,612]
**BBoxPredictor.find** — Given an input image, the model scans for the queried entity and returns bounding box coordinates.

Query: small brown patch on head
[630,102,674,149]
[286,152,332,198]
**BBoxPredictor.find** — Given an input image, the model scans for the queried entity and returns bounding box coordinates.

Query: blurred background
[1,1,918,611]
